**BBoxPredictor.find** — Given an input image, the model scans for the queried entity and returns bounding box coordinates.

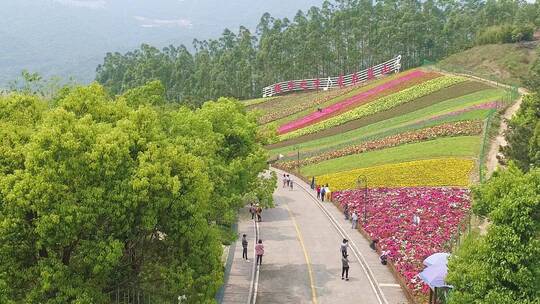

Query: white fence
[262,55,402,97]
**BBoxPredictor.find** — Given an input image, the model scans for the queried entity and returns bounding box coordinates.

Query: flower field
[277,76,467,142]
[333,187,471,294]
[277,70,436,133]
[315,158,474,190]
[256,85,360,124]
[268,87,503,157]
[277,120,483,171]
[418,100,500,124]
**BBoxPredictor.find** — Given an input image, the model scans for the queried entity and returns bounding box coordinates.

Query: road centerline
[284,203,319,304]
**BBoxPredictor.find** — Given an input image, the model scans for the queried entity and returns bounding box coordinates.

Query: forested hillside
[96,0,540,106]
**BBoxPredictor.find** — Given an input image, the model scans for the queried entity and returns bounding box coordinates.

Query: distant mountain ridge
[0,0,323,86]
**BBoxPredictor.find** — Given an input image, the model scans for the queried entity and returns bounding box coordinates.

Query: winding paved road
[222,171,408,304]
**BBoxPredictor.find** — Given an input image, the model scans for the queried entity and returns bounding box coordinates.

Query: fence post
[479,109,496,183]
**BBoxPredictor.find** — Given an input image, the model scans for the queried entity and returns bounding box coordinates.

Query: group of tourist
[282,173,294,190]
[249,203,263,222]
[241,234,264,266]
[241,203,266,266]
[315,184,331,201]
[343,204,360,229]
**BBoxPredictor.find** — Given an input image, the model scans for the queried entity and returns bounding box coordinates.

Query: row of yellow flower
[316,158,474,190]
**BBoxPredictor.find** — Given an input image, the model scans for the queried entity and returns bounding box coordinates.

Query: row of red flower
[278,71,440,134]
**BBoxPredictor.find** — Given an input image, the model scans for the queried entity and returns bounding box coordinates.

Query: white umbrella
[423,252,450,267]
[419,264,449,289]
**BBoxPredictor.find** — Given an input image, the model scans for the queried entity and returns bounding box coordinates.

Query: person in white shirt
[351,211,359,229]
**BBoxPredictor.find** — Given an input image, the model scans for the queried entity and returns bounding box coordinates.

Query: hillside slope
[244,68,520,302]
[436,42,538,87]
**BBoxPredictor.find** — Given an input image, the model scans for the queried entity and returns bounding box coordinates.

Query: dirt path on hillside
[439,70,530,235]
[435,69,529,177]
[485,91,527,177]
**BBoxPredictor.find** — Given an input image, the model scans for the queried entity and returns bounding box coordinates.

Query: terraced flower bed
[276,120,483,171]
[333,187,471,294]
[315,158,474,190]
[267,87,501,155]
[256,85,360,124]
[277,76,468,142]
[277,70,438,134]
[417,101,500,124]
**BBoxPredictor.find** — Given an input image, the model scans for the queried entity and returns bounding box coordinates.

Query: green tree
[502,93,540,172]
[0,84,268,303]
[447,165,540,304]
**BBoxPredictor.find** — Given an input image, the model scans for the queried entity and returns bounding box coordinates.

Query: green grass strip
[279,110,490,162]
[300,136,481,176]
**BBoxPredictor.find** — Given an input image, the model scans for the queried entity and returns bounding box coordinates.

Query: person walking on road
[249,203,256,220]
[255,239,264,265]
[242,234,249,261]
[282,174,287,188]
[325,184,331,201]
[340,239,349,258]
[256,204,262,222]
[344,204,349,220]
[351,211,359,229]
[342,254,350,281]
[316,185,321,199]
[289,177,294,190]
[321,186,326,202]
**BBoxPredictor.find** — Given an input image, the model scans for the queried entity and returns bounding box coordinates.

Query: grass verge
[301,136,481,176]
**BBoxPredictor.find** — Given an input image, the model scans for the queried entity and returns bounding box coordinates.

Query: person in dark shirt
[342,254,350,281]
[242,234,249,261]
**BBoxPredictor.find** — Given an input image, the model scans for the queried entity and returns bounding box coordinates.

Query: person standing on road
[342,254,350,281]
[316,185,321,199]
[325,184,331,201]
[255,239,264,265]
[351,211,359,229]
[242,234,249,261]
[282,174,287,188]
[340,239,349,257]
[256,204,262,222]
[321,186,326,202]
[344,204,349,220]
[249,203,256,220]
[289,177,294,190]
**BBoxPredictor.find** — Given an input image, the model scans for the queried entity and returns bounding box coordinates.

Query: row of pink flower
[333,187,471,294]
[278,70,427,134]
[420,101,500,124]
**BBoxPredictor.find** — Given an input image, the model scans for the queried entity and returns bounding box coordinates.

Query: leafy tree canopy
[0,80,269,303]
[502,93,540,172]
[448,165,540,304]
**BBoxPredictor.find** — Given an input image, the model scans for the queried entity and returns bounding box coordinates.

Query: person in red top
[316,185,321,199]
[255,239,264,265]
